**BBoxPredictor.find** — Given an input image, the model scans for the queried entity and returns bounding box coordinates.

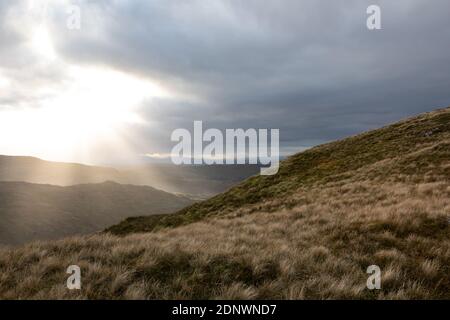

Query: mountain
[0,107,449,299]
[0,181,193,245]
[0,156,122,186]
[0,155,259,198]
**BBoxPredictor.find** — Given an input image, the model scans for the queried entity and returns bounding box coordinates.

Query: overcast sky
[1,0,449,165]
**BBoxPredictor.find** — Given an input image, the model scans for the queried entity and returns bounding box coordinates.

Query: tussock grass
[0,107,449,299]
[0,179,449,299]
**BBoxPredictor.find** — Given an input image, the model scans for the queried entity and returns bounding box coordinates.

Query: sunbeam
[0,65,168,164]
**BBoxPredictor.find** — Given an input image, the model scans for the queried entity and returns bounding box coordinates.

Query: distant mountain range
[0,181,193,245]
[0,155,259,198]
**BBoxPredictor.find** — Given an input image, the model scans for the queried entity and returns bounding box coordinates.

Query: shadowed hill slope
[0,181,193,245]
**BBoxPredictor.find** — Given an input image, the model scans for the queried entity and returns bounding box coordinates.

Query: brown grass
[0,107,449,299]
[0,177,448,299]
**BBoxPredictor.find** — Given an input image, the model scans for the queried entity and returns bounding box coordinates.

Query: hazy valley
[0,158,258,245]
[0,155,259,198]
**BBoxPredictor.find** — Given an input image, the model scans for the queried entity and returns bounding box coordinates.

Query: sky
[0,0,450,166]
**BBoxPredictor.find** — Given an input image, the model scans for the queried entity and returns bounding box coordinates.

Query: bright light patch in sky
[0,65,167,163]
[31,26,56,60]
[0,75,10,89]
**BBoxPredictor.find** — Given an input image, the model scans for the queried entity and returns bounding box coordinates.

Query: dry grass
[0,107,449,299]
[0,178,448,299]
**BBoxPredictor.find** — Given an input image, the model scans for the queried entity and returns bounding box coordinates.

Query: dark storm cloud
[7,0,450,156]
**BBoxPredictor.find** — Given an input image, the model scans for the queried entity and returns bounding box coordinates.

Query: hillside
[0,181,193,245]
[0,156,259,198]
[108,107,450,235]
[0,107,449,299]
[0,156,122,186]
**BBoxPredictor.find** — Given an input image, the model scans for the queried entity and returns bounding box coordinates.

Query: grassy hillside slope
[108,107,450,235]
[0,107,449,299]
[0,181,192,245]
